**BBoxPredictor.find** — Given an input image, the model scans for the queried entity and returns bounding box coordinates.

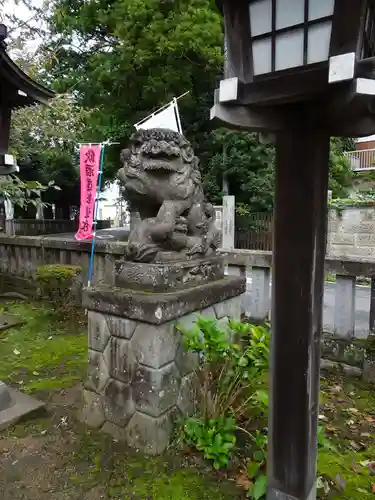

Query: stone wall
[327,206,375,259]
[0,235,126,294]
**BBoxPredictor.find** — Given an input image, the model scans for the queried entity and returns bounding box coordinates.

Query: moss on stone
[0,300,87,394]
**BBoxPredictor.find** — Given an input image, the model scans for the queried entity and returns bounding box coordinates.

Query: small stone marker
[0,313,25,333]
[0,381,45,431]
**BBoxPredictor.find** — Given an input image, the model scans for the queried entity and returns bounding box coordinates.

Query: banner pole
[87,144,105,288]
[134,91,190,130]
[173,98,183,135]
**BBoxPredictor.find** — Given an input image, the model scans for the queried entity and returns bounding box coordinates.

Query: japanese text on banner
[75,145,102,241]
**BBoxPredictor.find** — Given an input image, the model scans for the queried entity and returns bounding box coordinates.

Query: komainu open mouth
[143,160,178,172]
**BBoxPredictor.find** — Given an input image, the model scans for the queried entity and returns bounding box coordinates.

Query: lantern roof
[0,25,54,107]
[212,0,375,138]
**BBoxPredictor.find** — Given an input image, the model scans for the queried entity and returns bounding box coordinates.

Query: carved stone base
[115,256,225,291]
[81,274,245,455]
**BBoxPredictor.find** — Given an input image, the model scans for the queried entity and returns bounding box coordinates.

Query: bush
[36,264,82,318]
[178,318,270,474]
[178,317,337,500]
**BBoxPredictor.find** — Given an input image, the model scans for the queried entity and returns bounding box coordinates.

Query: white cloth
[135,101,181,133]
[4,199,14,220]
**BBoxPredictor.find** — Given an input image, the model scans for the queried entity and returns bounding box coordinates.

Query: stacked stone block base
[81,276,244,455]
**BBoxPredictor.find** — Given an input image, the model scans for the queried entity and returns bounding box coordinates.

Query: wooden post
[0,104,11,154]
[268,124,329,500]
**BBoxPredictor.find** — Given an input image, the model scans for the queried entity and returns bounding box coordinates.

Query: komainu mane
[118,128,221,263]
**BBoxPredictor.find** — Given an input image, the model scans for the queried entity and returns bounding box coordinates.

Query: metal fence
[12,219,111,236]
[345,149,375,171]
[235,212,273,251]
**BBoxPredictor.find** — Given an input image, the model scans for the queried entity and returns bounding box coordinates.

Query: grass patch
[0,300,241,500]
[317,376,375,499]
[2,303,375,499]
[0,300,87,394]
[65,429,240,499]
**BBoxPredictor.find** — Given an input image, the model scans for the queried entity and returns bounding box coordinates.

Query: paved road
[46,227,130,241]
[243,278,371,338]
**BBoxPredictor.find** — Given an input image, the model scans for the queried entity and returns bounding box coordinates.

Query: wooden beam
[0,103,11,154]
[241,65,329,106]
[356,56,375,78]
[210,103,288,132]
[330,0,366,58]
[222,0,253,81]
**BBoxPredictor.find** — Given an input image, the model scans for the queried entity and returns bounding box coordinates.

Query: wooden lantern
[211,3,375,500]
[213,0,375,137]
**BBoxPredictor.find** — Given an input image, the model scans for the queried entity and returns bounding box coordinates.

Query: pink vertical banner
[75,145,102,241]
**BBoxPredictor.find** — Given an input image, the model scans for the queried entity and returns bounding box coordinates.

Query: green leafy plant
[246,430,268,499]
[36,264,82,320]
[0,175,60,210]
[329,195,375,215]
[317,425,338,453]
[178,317,270,470]
[183,415,236,469]
[180,318,270,422]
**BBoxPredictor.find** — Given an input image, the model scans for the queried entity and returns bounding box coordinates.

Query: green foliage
[45,0,224,180]
[246,430,268,499]
[178,318,270,470]
[201,129,275,213]
[329,138,354,199]
[10,95,94,211]
[36,264,82,317]
[183,415,236,469]
[23,1,354,212]
[317,425,338,453]
[329,195,375,215]
[202,133,352,213]
[0,175,60,210]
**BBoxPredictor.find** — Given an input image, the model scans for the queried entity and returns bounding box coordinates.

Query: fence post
[226,264,247,316]
[4,199,14,236]
[222,195,235,249]
[334,275,356,338]
[5,220,14,236]
[251,266,271,322]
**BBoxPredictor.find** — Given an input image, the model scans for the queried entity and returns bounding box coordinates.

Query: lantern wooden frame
[213,0,375,137]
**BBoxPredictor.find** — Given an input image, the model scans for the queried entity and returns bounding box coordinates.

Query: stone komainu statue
[118,128,221,263]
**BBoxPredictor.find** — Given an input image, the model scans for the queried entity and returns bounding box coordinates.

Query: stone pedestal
[81,258,245,455]
[0,381,45,430]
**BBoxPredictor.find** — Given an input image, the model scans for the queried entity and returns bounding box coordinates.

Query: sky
[2,0,45,54]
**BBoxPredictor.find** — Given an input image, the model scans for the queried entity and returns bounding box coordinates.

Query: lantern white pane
[307,21,332,64]
[276,0,304,30]
[309,0,335,21]
[275,29,304,71]
[252,37,272,75]
[249,0,272,37]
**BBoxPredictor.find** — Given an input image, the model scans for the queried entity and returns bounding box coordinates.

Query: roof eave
[0,46,55,105]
